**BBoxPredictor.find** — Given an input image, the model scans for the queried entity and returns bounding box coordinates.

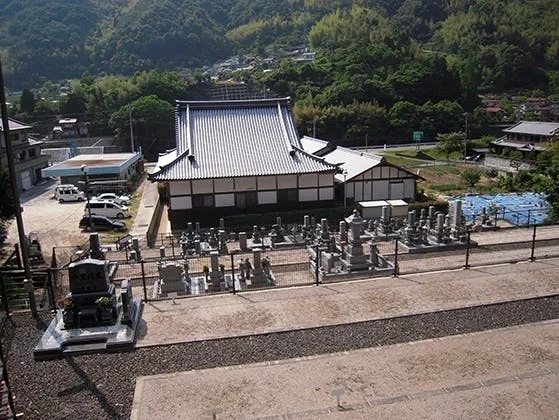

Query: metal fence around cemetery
[4,224,559,317]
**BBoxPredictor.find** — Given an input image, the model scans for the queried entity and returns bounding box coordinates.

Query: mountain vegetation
[1,0,557,94]
[4,0,559,162]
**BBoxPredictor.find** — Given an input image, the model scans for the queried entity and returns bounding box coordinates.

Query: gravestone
[238,232,248,250]
[64,259,117,328]
[209,251,223,291]
[158,261,188,295]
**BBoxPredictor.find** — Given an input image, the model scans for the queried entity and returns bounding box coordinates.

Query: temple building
[150,98,340,229]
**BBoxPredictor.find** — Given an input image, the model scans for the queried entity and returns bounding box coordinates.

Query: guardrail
[351,142,437,150]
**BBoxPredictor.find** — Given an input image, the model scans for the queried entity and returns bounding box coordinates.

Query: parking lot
[6,179,118,258]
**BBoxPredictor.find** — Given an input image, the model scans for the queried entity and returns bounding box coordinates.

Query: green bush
[408,200,449,214]
[430,183,460,192]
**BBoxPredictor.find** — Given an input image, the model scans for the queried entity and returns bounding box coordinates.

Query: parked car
[84,200,130,218]
[54,185,85,203]
[79,215,126,231]
[94,193,131,206]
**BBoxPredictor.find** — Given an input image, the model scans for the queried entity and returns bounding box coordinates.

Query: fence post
[47,268,57,314]
[392,238,399,277]
[463,229,471,269]
[23,279,38,319]
[0,272,11,319]
[530,224,537,262]
[141,258,148,302]
[315,244,320,286]
[230,253,236,294]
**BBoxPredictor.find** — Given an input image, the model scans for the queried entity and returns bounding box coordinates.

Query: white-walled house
[300,137,420,204]
[150,98,340,229]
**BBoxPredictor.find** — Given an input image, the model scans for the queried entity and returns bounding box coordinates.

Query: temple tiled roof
[151,98,338,181]
[300,136,384,182]
[0,118,31,132]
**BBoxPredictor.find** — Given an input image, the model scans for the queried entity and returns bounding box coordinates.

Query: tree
[109,95,174,161]
[19,89,36,114]
[436,132,464,160]
[0,169,16,250]
[533,141,559,222]
[460,168,482,187]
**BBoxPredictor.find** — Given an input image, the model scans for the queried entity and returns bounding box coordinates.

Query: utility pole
[463,112,469,162]
[129,108,135,152]
[0,59,32,282]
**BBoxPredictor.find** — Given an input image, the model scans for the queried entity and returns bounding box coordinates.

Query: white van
[84,200,130,218]
[54,185,85,203]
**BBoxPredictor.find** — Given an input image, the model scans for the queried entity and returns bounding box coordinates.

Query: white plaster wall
[277,175,297,189]
[389,182,404,199]
[363,181,372,201]
[319,187,334,200]
[257,176,276,190]
[373,180,389,200]
[192,179,213,194]
[258,191,277,204]
[299,189,318,202]
[372,167,382,179]
[170,196,192,210]
[354,182,363,201]
[235,177,257,191]
[382,166,391,178]
[169,181,191,195]
[214,178,234,193]
[404,178,415,198]
[215,193,235,207]
[299,174,317,187]
[346,182,354,198]
[318,173,332,187]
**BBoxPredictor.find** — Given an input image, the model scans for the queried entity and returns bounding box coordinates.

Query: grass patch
[430,184,461,192]
[424,165,460,175]
[98,185,143,244]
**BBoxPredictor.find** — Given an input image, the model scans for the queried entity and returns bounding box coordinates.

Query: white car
[94,193,131,206]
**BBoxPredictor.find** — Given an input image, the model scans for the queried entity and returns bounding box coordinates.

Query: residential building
[492,121,559,162]
[150,98,340,229]
[0,118,50,191]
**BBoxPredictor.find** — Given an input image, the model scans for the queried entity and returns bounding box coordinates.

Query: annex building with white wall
[300,136,420,205]
[150,98,340,229]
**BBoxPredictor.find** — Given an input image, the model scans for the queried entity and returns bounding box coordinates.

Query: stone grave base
[33,299,143,360]
[399,239,477,254]
[309,260,394,283]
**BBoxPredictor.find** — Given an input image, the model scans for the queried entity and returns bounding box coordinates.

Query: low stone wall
[145,198,163,248]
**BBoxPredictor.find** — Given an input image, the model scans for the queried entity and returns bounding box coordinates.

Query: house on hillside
[300,137,421,206]
[492,121,559,162]
[52,118,89,139]
[150,98,340,229]
[0,118,50,191]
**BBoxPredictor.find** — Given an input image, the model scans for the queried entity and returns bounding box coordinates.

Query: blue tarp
[448,192,549,226]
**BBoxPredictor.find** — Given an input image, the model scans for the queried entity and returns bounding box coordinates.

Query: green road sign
[413,131,423,142]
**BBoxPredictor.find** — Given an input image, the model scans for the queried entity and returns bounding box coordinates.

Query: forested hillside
[1,0,558,93]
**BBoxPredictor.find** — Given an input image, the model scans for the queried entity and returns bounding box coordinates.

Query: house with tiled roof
[1,118,50,191]
[150,98,340,228]
[300,137,420,205]
[492,121,559,162]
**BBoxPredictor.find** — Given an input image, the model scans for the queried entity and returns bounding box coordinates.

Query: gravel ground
[2,295,558,419]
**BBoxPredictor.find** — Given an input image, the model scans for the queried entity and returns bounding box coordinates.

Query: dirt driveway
[5,178,90,259]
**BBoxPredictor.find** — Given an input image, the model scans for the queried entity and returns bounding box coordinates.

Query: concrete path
[131,320,559,419]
